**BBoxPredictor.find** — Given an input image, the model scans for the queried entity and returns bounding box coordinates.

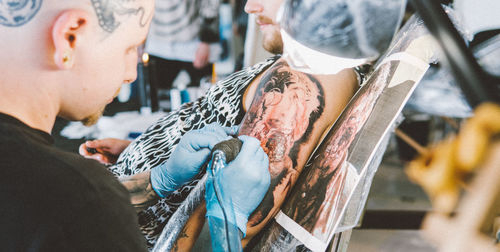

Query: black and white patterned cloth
[110,56,279,247]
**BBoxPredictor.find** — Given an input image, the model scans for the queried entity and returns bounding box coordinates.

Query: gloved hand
[205,135,270,236]
[151,123,239,197]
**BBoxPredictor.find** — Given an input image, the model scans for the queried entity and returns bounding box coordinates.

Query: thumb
[194,148,212,167]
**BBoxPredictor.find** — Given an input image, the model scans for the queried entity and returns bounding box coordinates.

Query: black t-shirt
[0,113,147,251]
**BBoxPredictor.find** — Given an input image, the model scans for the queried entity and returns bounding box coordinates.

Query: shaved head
[89,0,151,33]
[0,0,154,132]
[0,1,152,32]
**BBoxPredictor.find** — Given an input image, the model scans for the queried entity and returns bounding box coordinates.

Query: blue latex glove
[151,123,239,197]
[205,135,270,236]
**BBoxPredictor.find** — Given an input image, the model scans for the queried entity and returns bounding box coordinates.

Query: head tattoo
[0,0,43,27]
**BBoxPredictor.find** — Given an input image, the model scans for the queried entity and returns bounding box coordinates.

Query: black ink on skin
[91,0,148,33]
[0,0,43,27]
[252,61,325,168]
[172,227,189,252]
[246,60,325,225]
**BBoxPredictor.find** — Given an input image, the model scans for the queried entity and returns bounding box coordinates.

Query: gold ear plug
[62,50,72,64]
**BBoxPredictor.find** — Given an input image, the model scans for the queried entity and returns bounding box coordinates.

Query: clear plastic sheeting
[248,15,437,252]
[280,0,406,60]
[335,130,391,232]
[441,5,473,43]
[475,34,500,77]
[152,174,207,252]
[405,65,473,118]
[207,151,242,252]
[455,0,500,36]
[405,7,500,119]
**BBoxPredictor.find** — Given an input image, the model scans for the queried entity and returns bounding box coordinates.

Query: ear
[52,9,90,70]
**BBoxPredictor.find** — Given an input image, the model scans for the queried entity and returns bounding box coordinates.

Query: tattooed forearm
[120,170,160,212]
[172,227,189,252]
[90,0,148,33]
[0,0,43,27]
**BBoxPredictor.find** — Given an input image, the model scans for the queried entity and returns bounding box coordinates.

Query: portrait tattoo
[239,60,325,226]
[90,0,148,33]
[0,0,43,27]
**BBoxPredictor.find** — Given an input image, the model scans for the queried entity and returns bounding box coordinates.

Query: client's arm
[240,59,358,240]
[174,59,359,249]
[120,170,159,212]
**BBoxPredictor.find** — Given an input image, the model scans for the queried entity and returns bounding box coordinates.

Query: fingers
[187,132,231,151]
[79,145,110,165]
[256,149,270,187]
[204,123,239,139]
[80,140,104,154]
[79,141,112,165]
[234,135,269,183]
[79,143,90,156]
[84,139,103,149]
[89,153,110,164]
[195,148,212,167]
[79,142,99,155]
[222,125,240,136]
[237,135,262,156]
[186,123,234,150]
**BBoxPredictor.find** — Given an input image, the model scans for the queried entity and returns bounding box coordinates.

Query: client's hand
[205,135,270,236]
[79,138,132,165]
[151,123,239,197]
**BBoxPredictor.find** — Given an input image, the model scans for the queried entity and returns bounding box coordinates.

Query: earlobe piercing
[62,50,72,65]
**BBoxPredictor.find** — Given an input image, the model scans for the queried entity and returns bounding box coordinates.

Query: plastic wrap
[455,0,500,36]
[475,34,500,77]
[279,0,406,74]
[405,6,500,118]
[405,65,473,118]
[208,151,242,252]
[404,5,476,118]
[152,174,207,252]
[153,139,245,252]
[247,15,436,252]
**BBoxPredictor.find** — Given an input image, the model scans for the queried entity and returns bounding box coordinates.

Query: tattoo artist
[0,0,269,250]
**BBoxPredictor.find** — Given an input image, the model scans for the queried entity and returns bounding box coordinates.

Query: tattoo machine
[208,138,243,252]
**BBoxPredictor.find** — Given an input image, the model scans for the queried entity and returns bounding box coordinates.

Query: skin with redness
[239,60,325,227]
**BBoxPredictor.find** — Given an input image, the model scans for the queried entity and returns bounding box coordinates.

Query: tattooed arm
[240,59,359,241]
[173,58,358,249]
[120,171,160,212]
